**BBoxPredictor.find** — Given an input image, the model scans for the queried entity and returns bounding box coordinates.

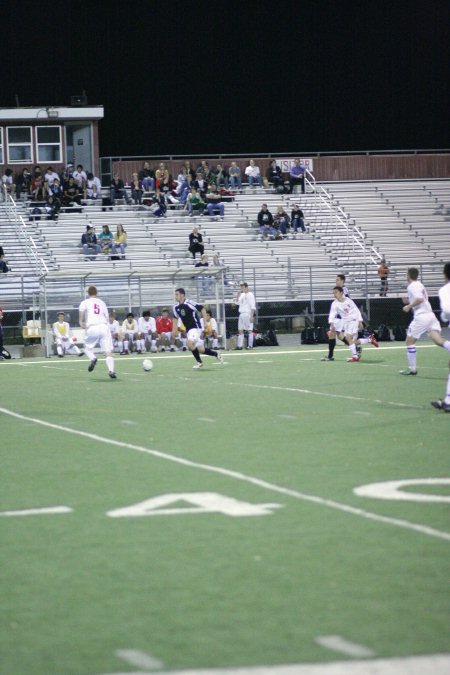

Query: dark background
[3,0,449,157]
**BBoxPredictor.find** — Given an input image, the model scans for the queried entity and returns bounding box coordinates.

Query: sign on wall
[276,158,314,173]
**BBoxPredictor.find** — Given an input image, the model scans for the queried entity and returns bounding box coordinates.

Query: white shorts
[187,328,203,347]
[341,319,359,337]
[407,312,441,340]
[85,324,113,353]
[333,318,344,333]
[238,313,253,331]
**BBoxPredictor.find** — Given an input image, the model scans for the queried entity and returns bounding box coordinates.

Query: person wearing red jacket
[156,308,176,352]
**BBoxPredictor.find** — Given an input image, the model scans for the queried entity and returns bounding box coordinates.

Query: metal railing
[1,187,49,276]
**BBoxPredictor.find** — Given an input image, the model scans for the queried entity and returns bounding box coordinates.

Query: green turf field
[1,342,449,675]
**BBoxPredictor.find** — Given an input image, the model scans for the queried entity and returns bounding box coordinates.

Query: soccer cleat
[193,362,204,369]
[369,334,379,348]
[216,353,224,364]
[347,356,360,362]
[430,399,450,412]
[399,368,417,376]
[88,358,97,372]
[320,356,334,361]
[109,372,117,379]
[182,346,187,351]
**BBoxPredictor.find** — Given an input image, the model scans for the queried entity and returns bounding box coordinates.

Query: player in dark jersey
[172,288,224,369]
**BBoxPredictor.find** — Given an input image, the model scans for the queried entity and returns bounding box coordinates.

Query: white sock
[106,356,114,373]
[443,340,450,354]
[84,347,95,361]
[407,346,417,370]
[237,334,244,348]
[212,338,219,348]
[181,338,187,348]
[247,332,254,348]
[350,343,357,356]
[445,373,450,405]
[56,344,63,356]
[124,340,129,352]
[359,337,370,344]
[151,339,157,349]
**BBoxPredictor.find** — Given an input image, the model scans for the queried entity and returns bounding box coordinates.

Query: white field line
[1,343,439,367]
[0,506,72,517]
[115,649,164,670]
[98,652,450,674]
[1,406,449,542]
[315,635,375,657]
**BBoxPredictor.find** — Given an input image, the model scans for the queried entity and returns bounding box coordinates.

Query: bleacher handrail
[2,188,49,276]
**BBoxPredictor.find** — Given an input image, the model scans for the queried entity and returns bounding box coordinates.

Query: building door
[65,124,93,172]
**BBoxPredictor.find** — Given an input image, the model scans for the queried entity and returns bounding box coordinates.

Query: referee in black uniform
[172,288,223,369]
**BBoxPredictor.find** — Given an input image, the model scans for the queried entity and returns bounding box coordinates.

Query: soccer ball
[142,358,153,372]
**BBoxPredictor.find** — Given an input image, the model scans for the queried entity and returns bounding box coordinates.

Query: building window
[7,126,33,163]
[37,126,62,163]
[0,128,3,164]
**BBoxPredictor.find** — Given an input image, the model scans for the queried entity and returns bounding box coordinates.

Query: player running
[79,286,116,379]
[321,274,367,361]
[328,286,379,362]
[172,288,223,369]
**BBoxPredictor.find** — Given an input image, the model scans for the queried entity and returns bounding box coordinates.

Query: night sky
[3,0,450,158]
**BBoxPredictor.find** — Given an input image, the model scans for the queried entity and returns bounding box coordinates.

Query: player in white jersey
[78,286,116,378]
[236,282,256,349]
[431,263,450,412]
[109,311,120,352]
[400,267,450,376]
[52,312,82,357]
[138,311,157,353]
[328,287,379,362]
[321,274,366,361]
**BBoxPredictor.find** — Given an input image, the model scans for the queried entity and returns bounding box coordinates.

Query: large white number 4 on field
[107,492,282,518]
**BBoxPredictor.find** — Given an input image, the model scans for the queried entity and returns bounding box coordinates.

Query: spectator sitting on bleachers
[86,172,102,201]
[157,173,178,205]
[44,166,60,192]
[195,253,211,295]
[48,177,63,204]
[266,160,283,190]
[192,172,208,199]
[291,204,306,234]
[156,308,175,352]
[1,168,16,200]
[98,225,114,255]
[81,225,101,260]
[110,173,131,205]
[0,246,9,273]
[175,168,190,204]
[72,164,87,194]
[63,176,82,205]
[245,160,263,188]
[15,168,31,200]
[228,162,242,190]
[289,159,305,194]
[257,203,275,239]
[139,162,155,192]
[196,161,211,180]
[130,173,143,204]
[149,195,167,217]
[119,312,139,354]
[211,163,229,188]
[111,224,127,259]
[185,188,206,217]
[274,206,291,239]
[44,196,60,220]
[188,225,204,258]
[183,161,196,182]
[31,166,46,201]
[60,163,74,184]
[206,183,225,218]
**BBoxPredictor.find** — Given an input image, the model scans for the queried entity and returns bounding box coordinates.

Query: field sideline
[1,342,449,675]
